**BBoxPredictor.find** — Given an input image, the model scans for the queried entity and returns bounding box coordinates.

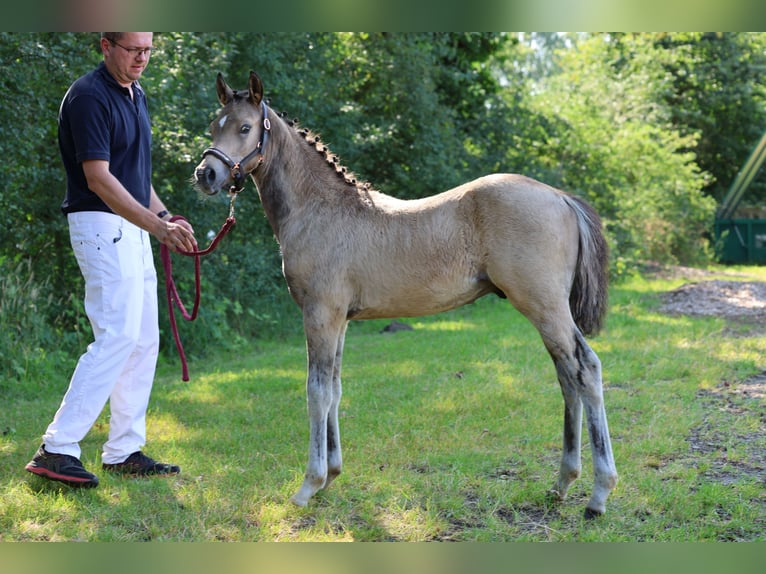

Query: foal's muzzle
[199,146,250,195]
[194,163,222,195]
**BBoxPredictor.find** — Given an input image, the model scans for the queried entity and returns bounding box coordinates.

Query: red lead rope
[160,214,236,381]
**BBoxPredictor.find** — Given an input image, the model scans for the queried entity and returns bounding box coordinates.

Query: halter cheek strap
[202,100,271,194]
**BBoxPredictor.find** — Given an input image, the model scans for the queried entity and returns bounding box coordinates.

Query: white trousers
[42,212,160,464]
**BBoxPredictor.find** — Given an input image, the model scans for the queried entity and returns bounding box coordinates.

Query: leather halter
[201,100,271,194]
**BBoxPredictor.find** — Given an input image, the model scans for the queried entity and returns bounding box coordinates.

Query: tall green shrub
[518,34,717,272]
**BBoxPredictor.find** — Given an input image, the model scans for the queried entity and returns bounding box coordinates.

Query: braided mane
[273,108,373,193]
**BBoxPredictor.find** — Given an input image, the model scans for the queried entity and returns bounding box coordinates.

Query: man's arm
[148,185,171,221]
[82,160,196,252]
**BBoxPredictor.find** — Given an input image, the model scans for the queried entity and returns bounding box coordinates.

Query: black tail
[564,194,609,336]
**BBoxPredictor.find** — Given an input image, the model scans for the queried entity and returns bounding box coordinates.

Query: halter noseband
[201,100,271,195]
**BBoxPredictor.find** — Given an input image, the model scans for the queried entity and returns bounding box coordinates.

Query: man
[25,33,197,488]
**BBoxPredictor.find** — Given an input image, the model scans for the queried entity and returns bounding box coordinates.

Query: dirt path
[659,279,766,322]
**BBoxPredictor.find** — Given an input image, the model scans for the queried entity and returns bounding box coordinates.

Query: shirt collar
[97,61,139,98]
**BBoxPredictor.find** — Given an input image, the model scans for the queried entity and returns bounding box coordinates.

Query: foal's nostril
[194,166,216,185]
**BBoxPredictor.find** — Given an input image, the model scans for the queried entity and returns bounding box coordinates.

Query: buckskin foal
[193,72,618,518]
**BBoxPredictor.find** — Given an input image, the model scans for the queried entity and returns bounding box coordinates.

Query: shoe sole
[25,463,99,488]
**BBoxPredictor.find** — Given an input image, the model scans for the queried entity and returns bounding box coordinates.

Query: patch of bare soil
[659,280,766,322]
[713,372,766,400]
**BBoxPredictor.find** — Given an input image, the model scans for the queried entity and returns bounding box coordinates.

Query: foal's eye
[240,124,251,134]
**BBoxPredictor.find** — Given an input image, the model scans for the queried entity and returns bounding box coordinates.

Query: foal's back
[287,173,580,321]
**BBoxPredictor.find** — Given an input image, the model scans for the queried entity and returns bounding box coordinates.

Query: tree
[0,33,100,337]
[509,33,717,269]
[1,32,747,379]
[650,33,766,206]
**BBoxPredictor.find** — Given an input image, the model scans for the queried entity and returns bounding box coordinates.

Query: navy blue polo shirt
[59,62,152,214]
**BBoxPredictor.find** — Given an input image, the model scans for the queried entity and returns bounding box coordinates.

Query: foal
[193,71,618,518]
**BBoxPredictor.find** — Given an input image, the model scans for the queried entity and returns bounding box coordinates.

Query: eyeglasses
[109,39,154,58]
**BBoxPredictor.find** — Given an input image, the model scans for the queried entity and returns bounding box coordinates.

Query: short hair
[101,33,124,43]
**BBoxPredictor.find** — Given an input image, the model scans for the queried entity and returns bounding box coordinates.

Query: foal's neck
[255,116,373,238]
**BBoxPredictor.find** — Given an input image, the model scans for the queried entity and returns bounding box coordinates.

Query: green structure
[714,130,766,263]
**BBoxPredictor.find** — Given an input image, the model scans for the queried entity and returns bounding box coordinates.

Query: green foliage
[0,257,89,389]
[650,32,766,204]
[516,34,718,273]
[2,32,761,376]
[0,33,98,302]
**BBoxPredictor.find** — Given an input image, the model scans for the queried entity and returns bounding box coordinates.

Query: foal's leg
[543,324,618,517]
[548,361,583,502]
[324,321,347,489]
[290,307,345,507]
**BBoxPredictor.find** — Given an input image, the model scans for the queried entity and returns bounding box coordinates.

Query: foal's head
[193,71,270,196]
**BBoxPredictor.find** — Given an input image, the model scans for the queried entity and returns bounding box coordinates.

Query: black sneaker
[25,445,99,488]
[102,451,180,477]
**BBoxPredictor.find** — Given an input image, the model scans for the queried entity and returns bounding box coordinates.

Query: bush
[0,258,88,396]
[520,34,718,276]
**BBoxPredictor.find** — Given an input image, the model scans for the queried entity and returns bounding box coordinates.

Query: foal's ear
[248,70,264,106]
[216,73,235,106]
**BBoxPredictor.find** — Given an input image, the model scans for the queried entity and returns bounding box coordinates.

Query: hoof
[583,506,603,520]
[290,477,323,507]
[324,469,341,490]
[546,488,565,504]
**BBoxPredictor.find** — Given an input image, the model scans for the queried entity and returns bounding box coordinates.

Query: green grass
[1,265,765,541]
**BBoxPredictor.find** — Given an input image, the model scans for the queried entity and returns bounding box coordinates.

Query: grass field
[1,266,764,541]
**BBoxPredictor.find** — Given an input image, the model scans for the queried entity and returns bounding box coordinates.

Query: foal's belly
[347,278,498,320]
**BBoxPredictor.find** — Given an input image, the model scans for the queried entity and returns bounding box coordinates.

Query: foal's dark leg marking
[563,407,579,455]
[573,329,599,390]
[588,421,608,461]
[325,322,346,487]
[324,421,341,486]
[327,425,337,452]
